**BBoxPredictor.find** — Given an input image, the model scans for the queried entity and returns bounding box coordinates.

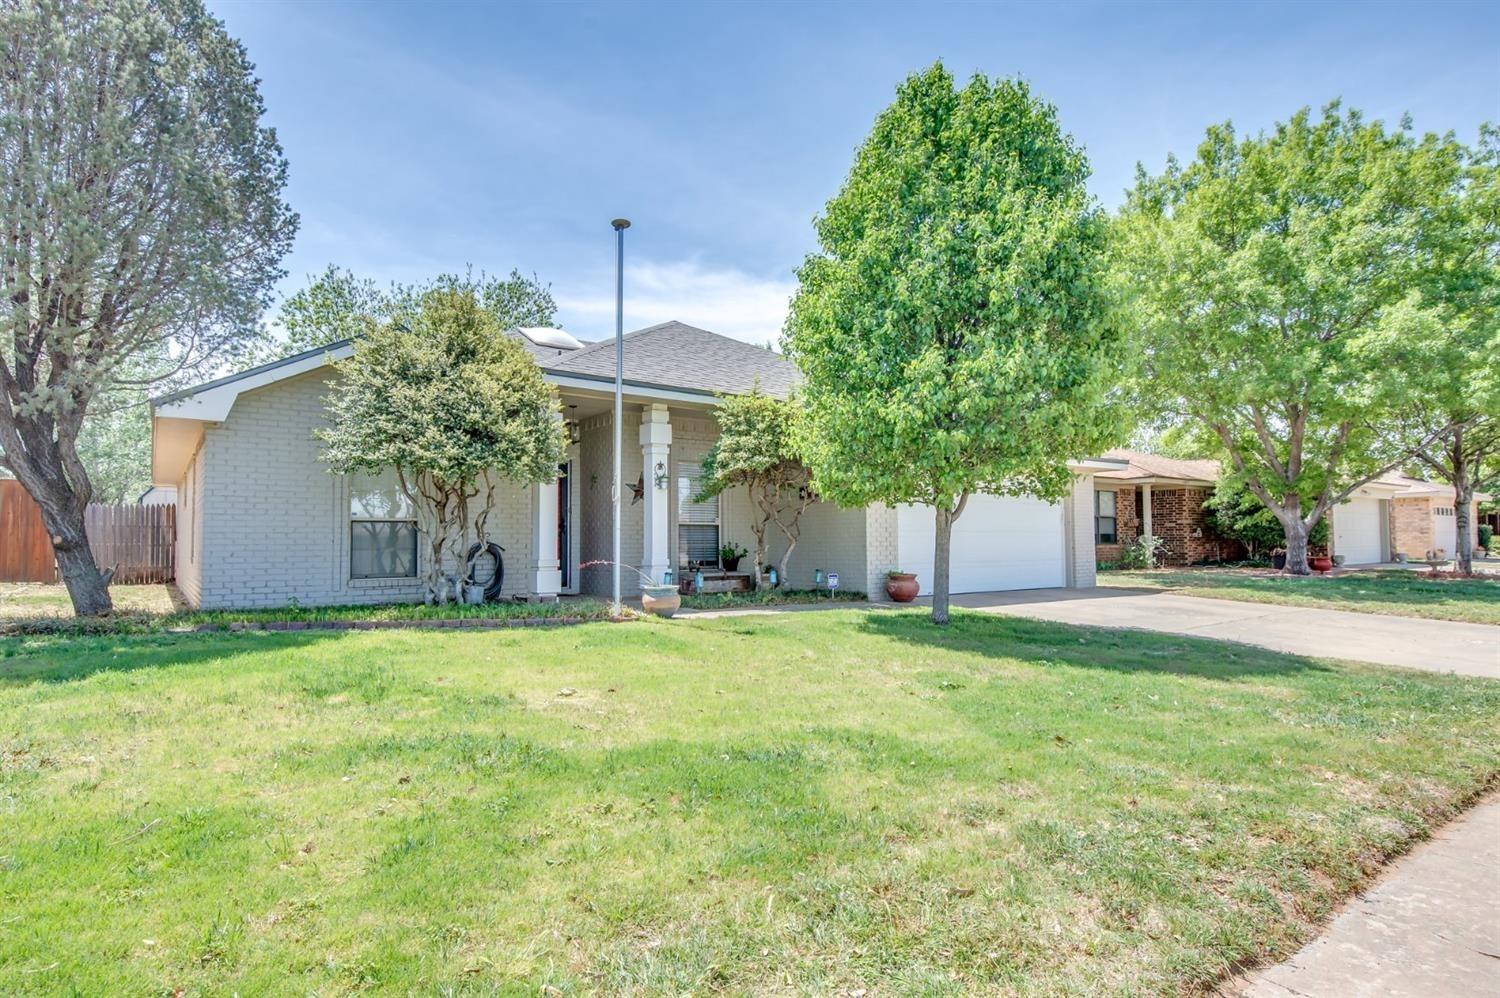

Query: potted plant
[641,582,681,617]
[885,570,919,603]
[719,542,748,573]
[580,560,680,617]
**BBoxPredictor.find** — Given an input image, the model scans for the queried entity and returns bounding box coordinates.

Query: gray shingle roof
[545,321,797,398]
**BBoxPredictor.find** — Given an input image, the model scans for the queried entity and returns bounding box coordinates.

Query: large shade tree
[1116,104,1469,574]
[1375,126,1500,573]
[319,277,567,604]
[697,388,815,588]
[786,64,1121,624]
[269,265,558,360]
[0,0,295,613]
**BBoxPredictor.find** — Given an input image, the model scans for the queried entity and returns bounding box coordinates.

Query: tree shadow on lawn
[857,608,1332,680]
[0,630,350,687]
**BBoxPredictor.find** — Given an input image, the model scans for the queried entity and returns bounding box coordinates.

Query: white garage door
[897,494,1066,596]
[1432,504,1457,558]
[1333,498,1383,564]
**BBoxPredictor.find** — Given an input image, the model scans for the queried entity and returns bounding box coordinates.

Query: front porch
[526,386,880,602]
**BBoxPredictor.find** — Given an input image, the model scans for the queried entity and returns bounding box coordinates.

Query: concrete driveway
[945,588,1499,679]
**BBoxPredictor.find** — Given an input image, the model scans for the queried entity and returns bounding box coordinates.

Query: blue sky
[212,0,1500,345]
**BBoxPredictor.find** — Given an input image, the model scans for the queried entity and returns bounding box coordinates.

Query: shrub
[1120,534,1166,569]
[1480,524,1494,552]
[1204,478,1328,558]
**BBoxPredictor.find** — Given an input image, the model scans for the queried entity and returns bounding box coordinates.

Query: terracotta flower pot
[641,584,681,618]
[885,573,919,603]
[1309,555,1334,573]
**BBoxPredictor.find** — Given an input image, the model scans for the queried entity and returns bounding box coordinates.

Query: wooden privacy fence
[0,482,175,584]
[84,503,176,584]
[0,479,57,582]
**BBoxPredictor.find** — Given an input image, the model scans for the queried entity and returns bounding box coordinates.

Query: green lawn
[1101,568,1500,625]
[2,611,1497,994]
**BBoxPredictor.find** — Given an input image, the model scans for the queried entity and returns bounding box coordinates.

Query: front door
[557,462,571,590]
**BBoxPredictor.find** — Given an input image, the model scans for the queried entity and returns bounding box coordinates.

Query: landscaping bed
[679,586,867,610]
[2,610,1497,993]
[0,583,615,637]
[1100,567,1500,625]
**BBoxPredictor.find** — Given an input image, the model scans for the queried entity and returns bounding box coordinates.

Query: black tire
[464,542,505,601]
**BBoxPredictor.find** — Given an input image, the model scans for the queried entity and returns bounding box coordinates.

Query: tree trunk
[1278,507,1311,576]
[775,533,798,593]
[1453,465,1474,576]
[930,494,968,625]
[933,504,953,625]
[29,480,113,615]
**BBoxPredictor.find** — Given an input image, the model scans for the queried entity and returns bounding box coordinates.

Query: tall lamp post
[611,218,630,616]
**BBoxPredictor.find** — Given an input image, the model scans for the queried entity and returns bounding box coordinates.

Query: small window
[1096,489,1118,544]
[350,469,417,579]
[677,465,720,568]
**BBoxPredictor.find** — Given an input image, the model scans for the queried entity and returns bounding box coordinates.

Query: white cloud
[556,258,794,348]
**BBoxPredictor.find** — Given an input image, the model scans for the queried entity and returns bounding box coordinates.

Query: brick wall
[1067,475,1098,587]
[174,442,203,605]
[192,370,533,609]
[1389,496,1432,559]
[863,504,899,599]
[1148,487,1243,565]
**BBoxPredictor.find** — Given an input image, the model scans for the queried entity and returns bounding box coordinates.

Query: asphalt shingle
[545,321,797,398]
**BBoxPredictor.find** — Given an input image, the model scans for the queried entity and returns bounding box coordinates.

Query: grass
[680,586,867,610]
[2,610,1497,994]
[1100,568,1500,625]
[0,584,613,636]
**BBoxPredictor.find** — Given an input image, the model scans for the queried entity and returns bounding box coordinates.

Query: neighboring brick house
[150,321,1114,609]
[1090,452,1485,569]
[1093,451,1244,566]
[1378,474,1485,561]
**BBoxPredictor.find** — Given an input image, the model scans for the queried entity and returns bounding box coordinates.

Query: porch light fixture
[611,217,630,615]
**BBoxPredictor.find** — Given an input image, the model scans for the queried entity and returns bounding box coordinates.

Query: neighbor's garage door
[1333,497,1383,564]
[897,494,1066,596]
[1432,503,1457,558]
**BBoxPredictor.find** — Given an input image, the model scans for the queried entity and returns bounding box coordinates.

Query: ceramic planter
[1309,555,1334,573]
[641,584,681,618]
[722,556,742,572]
[885,572,919,603]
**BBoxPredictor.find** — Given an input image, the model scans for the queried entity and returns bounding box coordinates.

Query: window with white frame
[1096,489,1118,543]
[349,469,417,579]
[676,465,719,568]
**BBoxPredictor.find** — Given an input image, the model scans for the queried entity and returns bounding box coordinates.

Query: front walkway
[1229,793,1500,998]
[947,588,1500,679]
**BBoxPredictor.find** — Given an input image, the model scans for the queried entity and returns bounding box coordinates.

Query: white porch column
[640,404,672,585]
[530,475,562,598]
[1141,484,1153,538]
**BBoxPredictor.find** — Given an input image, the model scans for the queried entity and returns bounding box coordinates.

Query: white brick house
[151,321,1116,609]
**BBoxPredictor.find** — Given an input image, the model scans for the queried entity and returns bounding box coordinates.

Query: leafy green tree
[786,64,1121,624]
[0,0,295,614]
[319,277,567,604]
[268,266,558,360]
[75,397,153,504]
[1117,103,1468,575]
[1372,126,1500,572]
[698,389,815,588]
[277,266,389,357]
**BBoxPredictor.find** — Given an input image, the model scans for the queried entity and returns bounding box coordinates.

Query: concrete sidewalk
[949,588,1500,679]
[1230,794,1500,998]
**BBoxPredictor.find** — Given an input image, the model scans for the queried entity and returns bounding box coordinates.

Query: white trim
[543,372,719,407]
[155,343,353,421]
